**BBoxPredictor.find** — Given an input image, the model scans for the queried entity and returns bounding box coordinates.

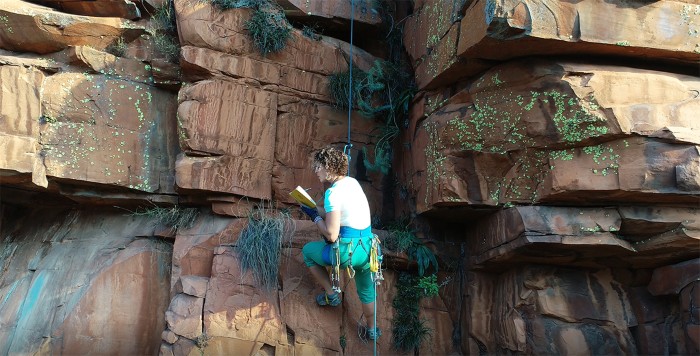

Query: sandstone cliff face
[398,0,700,354]
[0,206,172,355]
[0,0,698,355]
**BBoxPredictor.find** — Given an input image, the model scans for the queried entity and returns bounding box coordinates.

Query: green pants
[302,237,376,304]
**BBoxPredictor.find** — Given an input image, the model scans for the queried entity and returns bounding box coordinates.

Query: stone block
[162,329,178,344]
[39,71,178,193]
[180,275,209,298]
[165,294,204,340]
[175,79,276,199]
[173,0,375,75]
[408,59,700,212]
[457,0,699,69]
[0,209,171,355]
[0,0,145,54]
[648,259,700,296]
[36,0,142,19]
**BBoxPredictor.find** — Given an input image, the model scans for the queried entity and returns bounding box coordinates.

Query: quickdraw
[330,235,385,293]
[331,240,342,293]
[369,234,384,285]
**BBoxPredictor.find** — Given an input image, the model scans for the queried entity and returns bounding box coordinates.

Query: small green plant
[329,59,415,174]
[302,25,322,41]
[237,205,293,290]
[131,206,199,230]
[106,37,128,57]
[39,115,57,124]
[210,0,266,10]
[147,0,181,62]
[195,332,211,354]
[416,273,450,298]
[151,1,177,33]
[339,334,347,353]
[392,272,432,353]
[384,221,438,276]
[245,7,291,55]
[153,33,180,62]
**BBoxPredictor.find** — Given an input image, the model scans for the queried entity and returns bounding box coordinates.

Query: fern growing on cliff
[328,60,414,175]
[384,220,438,276]
[392,272,432,353]
[327,0,415,175]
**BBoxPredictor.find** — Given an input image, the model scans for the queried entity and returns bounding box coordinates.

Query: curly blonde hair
[312,146,348,177]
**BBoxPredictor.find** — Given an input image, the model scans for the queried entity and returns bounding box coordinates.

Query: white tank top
[323,176,371,229]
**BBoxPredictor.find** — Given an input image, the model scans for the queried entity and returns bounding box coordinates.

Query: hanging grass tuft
[131,206,199,231]
[236,205,294,291]
[209,0,291,56]
[245,7,291,56]
[210,0,267,10]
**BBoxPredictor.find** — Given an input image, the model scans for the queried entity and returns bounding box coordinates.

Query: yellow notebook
[289,186,317,208]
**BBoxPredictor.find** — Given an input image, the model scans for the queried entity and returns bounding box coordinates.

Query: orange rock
[0,0,145,54]
[35,0,142,19]
[165,294,204,340]
[39,71,178,192]
[0,64,44,183]
[407,60,700,212]
[648,258,700,296]
[0,209,171,355]
[281,0,381,24]
[403,0,491,89]
[174,0,375,75]
[470,267,638,354]
[175,79,276,198]
[457,0,700,71]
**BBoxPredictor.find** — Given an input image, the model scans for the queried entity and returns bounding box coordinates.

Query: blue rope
[344,0,355,176]
[347,3,377,355]
[347,4,377,355]
[374,278,377,356]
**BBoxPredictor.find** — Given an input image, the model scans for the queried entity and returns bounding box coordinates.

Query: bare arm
[314,210,341,243]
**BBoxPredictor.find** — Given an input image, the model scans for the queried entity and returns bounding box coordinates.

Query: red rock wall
[1,0,699,355]
[399,0,700,354]
[0,206,172,355]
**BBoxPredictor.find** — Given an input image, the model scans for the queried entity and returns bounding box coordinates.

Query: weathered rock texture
[400,60,700,215]
[173,0,386,214]
[159,217,454,355]
[0,0,145,54]
[396,0,700,354]
[404,0,700,89]
[0,44,179,203]
[0,206,172,355]
[1,0,699,355]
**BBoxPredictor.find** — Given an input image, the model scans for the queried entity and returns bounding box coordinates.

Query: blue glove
[300,205,319,221]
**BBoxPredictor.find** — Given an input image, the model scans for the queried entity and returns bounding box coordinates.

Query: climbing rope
[343,0,355,176]
[344,2,381,354]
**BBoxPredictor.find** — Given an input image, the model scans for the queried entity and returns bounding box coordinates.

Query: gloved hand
[300,205,319,221]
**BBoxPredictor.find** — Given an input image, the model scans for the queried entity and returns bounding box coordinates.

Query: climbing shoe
[316,292,341,306]
[367,327,381,340]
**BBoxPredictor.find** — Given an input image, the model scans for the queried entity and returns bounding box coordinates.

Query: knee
[355,271,376,304]
[302,242,319,267]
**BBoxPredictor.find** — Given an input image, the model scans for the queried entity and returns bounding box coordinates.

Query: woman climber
[299,146,381,340]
